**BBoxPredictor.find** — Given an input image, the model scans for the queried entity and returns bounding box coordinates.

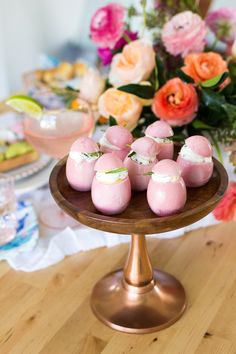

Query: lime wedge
[5,95,43,119]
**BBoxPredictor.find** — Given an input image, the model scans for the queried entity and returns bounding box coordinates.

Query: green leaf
[201,72,229,88]
[109,116,118,126]
[118,84,155,99]
[176,69,195,84]
[201,89,225,107]
[128,151,136,158]
[143,171,153,176]
[192,119,214,130]
[87,151,103,158]
[105,168,128,174]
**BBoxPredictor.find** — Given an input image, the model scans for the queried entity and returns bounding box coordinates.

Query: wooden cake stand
[50,156,228,334]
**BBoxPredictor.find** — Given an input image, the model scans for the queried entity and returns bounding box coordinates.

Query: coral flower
[152,78,198,126]
[182,52,228,84]
[90,3,125,49]
[162,11,207,57]
[213,182,236,221]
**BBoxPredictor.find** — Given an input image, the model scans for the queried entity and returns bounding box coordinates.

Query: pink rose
[97,31,138,66]
[90,3,125,49]
[162,11,207,58]
[109,40,156,87]
[213,182,236,221]
[206,8,236,44]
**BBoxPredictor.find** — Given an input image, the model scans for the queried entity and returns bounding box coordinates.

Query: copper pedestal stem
[124,234,153,287]
[91,234,187,333]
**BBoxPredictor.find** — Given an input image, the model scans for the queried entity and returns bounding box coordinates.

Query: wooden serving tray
[0,150,39,172]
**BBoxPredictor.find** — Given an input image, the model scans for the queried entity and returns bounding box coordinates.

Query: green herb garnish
[105,168,128,174]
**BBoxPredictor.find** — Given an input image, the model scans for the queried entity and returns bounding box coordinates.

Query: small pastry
[66,137,101,191]
[177,135,213,187]
[147,159,187,216]
[124,137,160,191]
[99,126,133,161]
[145,121,174,160]
[92,153,131,215]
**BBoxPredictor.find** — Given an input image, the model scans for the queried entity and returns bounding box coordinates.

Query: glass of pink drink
[23,99,95,229]
[0,174,17,245]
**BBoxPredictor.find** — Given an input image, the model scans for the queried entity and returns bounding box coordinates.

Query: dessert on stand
[49,152,228,334]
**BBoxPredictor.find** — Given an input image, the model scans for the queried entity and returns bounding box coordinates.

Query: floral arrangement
[83,1,236,221]
[83,2,236,166]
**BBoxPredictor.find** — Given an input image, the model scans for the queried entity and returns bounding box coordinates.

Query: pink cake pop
[92,153,131,215]
[99,126,133,160]
[66,137,101,191]
[124,137,160,191]
[145,121,174,160]
[177,135,213,187]
[147,160,187,216]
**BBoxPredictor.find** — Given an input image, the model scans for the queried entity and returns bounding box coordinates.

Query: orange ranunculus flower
[152,78,198,126]
[182,52,228,83]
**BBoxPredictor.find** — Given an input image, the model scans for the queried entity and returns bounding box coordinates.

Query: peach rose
[80,68,106,104]
[109,40,156,87]
[98,88,142,130]
[182,52,228,83]
[152,78,198,126]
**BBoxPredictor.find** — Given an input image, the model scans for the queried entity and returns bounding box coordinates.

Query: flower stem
[140,0,147,37]
[122,32,132,44]
[211,37,219,51]
[208,131,224,164]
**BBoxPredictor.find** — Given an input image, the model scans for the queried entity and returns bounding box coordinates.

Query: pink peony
[206,8,236,44]
[162,11,207,58]
[97,31,138,66]
[213,182,236,221]
[90,3,125,49]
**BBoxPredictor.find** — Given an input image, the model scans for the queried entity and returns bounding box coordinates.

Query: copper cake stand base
[49,155,228,334]
[91,234,186,333]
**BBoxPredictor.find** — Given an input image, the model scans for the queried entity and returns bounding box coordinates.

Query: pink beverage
[0,175,17,245]
[124,137,160,191]
[92,153,131,215]
[66,137,101,191]
[177,136,213,187]
[147,160,187,216]
[99,126,133,161]
[24,104,94,159]
[145,121,174,160]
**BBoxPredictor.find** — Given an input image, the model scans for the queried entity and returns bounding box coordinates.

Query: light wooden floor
[0,222,236,354]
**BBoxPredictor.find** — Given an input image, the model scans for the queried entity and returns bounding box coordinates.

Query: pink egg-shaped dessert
[66,137,101,191]
[147,160,187,216]
[145,121,174,160]
[99,126,133,160]
[124,137,160,191]
[91,153,131,215]
[177,135,213,187]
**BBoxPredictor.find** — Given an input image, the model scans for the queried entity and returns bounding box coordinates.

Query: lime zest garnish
[5,95,43,120]
[105,167,128,174]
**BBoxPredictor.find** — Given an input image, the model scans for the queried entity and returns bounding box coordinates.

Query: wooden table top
[0,222,235,354]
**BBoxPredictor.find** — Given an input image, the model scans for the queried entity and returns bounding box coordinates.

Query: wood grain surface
[50,156,228,234]
[0,222,235,354]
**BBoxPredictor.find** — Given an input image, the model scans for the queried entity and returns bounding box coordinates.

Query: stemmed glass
[23,99,95,229]
[0,174,17,245]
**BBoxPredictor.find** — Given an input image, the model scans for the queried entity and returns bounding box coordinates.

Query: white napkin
[5,212,218,272]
